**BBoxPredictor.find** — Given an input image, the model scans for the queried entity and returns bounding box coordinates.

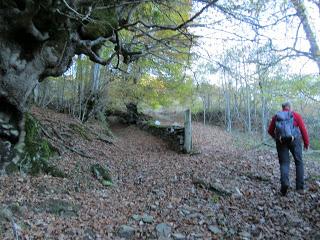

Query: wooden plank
[183,109,192,153]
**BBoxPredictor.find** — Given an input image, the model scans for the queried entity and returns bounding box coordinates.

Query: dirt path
[0,108,319,239]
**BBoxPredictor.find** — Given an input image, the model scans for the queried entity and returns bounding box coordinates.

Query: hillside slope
[0,107,319,239]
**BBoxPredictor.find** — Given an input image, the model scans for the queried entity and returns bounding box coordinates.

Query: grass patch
[230,129,277,152]
[231,130,262,149]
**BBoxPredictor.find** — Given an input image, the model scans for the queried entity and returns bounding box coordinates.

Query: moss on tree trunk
[5,113,65,177]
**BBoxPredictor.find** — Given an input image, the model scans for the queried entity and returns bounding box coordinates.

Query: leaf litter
[0,107,319,239]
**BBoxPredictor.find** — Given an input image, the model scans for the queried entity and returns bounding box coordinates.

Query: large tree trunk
[0,2,78,169]
[0,36,46,168]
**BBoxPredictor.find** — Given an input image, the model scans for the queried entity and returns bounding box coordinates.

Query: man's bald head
[282,102,291,110]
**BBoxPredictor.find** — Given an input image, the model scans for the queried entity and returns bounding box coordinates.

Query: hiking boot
[280,185,288,196]
[297,189,305,195]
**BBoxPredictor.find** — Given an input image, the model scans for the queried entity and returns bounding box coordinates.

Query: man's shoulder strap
[276,110,293,120]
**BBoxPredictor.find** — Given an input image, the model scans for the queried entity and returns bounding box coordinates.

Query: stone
[0,208,13,221]
[188,213,203,219]
[233,187,243,198]
[150,205,157,210]
[208,225,222,235]
[227,228,236,236]
[1,124,12,130]
[156,223,172,238]
[180,208,191,216]
[118,225,136,239]
[167,203,173,209]
[9,129,19,137]
[172,233,186,240]
[239,231,251,240]
[289,228,296,235]
[259,218,266,224]
[190,233,204,238]
[83,228,96,240]
[142,214,154,223]
[132,214,142,221]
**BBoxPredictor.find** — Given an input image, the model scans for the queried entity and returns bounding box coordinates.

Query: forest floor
[0,107,319,240]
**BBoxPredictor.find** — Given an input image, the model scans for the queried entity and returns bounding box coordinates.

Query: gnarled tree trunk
[0,35,46,168]
[0,1,86,168]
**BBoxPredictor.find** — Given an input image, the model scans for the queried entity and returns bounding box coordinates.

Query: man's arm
[268,116,276,139]
[294,112,309,149]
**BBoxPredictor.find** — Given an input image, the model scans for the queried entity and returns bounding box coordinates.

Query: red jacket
[268,110,309,147]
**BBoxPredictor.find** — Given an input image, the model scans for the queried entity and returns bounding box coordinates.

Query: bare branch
[62,0,84,18]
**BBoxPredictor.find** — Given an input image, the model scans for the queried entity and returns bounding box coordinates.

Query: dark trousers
[276,137,304,190]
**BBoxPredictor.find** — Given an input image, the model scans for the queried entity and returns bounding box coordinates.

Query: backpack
[275,111,299,142]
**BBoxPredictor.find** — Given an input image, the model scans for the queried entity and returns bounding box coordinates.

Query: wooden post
[184,109,192,153]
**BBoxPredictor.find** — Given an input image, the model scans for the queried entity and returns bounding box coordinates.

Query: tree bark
[0,36,45,167]
[291,0,320,73]
[223,70,232,132]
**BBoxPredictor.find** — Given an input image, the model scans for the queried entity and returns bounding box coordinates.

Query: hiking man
[268,102,309,196]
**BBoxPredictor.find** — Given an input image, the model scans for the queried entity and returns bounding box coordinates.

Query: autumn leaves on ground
[0,107,319,240]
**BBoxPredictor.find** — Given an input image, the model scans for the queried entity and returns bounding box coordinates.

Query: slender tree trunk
[203,99,206,125]
[33,84,39,104]
[58,76,66,111]
[223,70,232,132]
[310,0,320,14]
[91,63,101,93]
[259,79,268,141]
[246,87,252,133]
[243,57,251,133]
[291,0,320,73]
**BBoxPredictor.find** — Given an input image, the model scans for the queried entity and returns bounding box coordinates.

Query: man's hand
[304,144,309,150]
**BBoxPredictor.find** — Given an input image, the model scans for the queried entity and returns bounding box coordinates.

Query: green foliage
[107,53,195,110]
[82,6,118,39]
[135,1,191,26]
